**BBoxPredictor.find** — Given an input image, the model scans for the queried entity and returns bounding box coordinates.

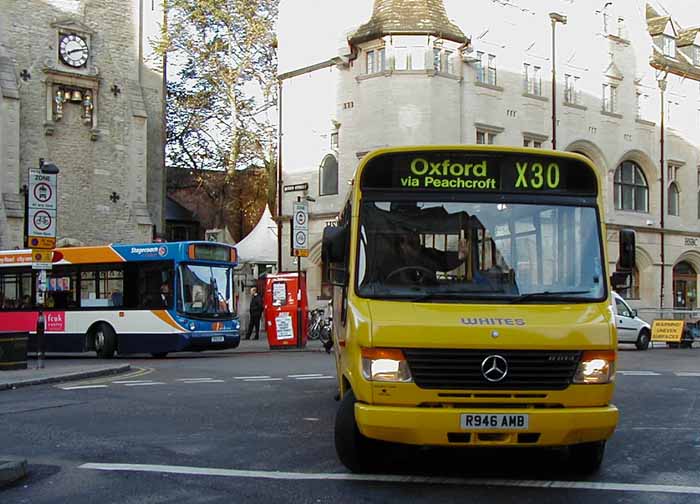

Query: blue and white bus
[0,241,240,358]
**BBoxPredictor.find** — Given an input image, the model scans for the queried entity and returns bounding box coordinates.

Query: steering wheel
[384,265,437,284]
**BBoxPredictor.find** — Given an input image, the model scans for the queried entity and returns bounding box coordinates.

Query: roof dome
[348,0,467,45]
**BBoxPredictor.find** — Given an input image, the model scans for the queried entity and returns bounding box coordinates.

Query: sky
[660,0,700,27]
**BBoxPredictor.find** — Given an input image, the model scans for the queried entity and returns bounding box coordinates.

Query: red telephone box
[260,272,308,349]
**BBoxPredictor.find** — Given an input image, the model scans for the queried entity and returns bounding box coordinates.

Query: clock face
[59,33,89,68]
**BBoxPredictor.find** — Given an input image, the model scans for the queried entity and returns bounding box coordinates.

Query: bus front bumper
[354,403,618,447]
[183,331,240,351]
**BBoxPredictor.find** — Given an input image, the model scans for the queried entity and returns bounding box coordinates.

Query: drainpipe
[659,76,667,310]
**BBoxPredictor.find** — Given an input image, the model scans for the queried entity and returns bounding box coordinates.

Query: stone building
[278,0,700,311]
[0,0,166,248]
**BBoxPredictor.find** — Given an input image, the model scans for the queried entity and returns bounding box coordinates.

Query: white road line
[617,371,660,376]
[176,378,218,382]
[181,380,226,384]
[112,380,156,384]
[79,462,700,495]
[288,374,324,378]
[243,378,282,382]
[294,376,335,380]
[123,382,166,387]
[59,385,108,390]
[233,376,271,380]
[675,372,700,377]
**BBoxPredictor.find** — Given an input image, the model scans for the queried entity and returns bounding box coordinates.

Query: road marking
[112,380,156,384]
[59,385,108,390]
[675,372,700,377]
[288,374,324,378]
[79,463,700,495]
[181,379,226,384]
[243,377,282,382]
[123,382,166,387]
[176,378,218,382]
[294,376,335,380]
[617,371,660,376]
[233,376,270,380]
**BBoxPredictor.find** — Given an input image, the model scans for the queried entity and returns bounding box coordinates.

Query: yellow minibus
[322,146,635,473]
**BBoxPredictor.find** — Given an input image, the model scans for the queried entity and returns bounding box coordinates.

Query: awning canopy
[235,205,278,264]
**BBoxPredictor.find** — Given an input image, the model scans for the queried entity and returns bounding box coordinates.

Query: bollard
[36,311,45,369]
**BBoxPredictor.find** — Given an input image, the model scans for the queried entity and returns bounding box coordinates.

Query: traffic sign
[29,170,57,211]
[28,208,56,238]
[28,168,58,249]
[292,201,309,256]
[28,236,56,249]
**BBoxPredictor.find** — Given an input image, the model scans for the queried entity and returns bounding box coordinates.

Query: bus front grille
[403,349,582,391]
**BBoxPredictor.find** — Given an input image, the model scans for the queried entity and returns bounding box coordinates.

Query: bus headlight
[361,348,413,383]
[573,351,616,384]
[189,322,196,331]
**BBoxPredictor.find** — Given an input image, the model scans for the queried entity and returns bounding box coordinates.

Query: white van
[612,291,651,350]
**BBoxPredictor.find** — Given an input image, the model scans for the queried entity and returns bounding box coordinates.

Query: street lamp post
[658,75,667,309]
[550,12,567,150]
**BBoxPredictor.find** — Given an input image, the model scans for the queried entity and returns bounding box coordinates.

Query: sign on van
[651,320,684,342]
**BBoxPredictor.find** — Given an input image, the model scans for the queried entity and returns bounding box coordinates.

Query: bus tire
[334,389,378,473]
[94,323,117,359]
[151,352,168,359]
[635,329,650,350]
[569,440,606,474]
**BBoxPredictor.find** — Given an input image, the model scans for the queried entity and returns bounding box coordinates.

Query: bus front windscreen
[356,200,605,302]
[179,264,235,317]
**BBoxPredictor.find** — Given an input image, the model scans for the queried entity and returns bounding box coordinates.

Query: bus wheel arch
[335,388,381,473]
[89,322,117,359]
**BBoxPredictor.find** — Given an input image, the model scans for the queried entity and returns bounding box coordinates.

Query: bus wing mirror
[322,224,348,264]
[618,229,636,271]
[610,271,630,290]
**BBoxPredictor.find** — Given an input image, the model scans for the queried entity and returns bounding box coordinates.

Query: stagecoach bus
[0,241,240,358]
[323,146,635,473]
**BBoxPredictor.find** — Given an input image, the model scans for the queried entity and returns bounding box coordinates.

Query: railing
[635,308,700,322]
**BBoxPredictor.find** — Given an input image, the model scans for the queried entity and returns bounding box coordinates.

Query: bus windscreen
[360,150,598,196]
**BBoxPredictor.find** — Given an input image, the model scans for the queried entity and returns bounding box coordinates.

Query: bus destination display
[360,151,598,196]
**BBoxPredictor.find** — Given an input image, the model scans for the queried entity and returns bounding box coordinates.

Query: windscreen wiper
[508,290,592,304]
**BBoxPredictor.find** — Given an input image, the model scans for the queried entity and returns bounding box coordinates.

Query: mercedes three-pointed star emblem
[481,355,508,382]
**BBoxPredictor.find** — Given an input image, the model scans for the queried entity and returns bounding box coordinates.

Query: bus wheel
[569,440,606,474]
[151,352,168,359]
[335,389,378,473]
[94,324,116,359]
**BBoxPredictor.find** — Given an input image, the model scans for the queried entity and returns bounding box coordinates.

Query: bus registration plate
[460,414,529,430]
[211,336,225,343]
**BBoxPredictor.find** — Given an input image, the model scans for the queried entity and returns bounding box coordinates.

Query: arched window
[668,182,680,216]
[614,161,648,212]
[319,155,338,196]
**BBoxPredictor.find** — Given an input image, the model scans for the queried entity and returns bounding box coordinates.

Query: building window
[394,47,408,70]
[663,35,676,57]
[523,138,543,148]
[476,52,497,85]
[409,46,425,70]
[433,48,455,74]
[319,154,338,196]
[523,64,542,95]
[476,129,497,145]
[366,48,385,74]
[602,83,618,113]
[564,74,580,104]
[635,91,650,120]
[668,182,680,216]
[614,161,648,212]
[330,132,339,150]
[694,45,700,66]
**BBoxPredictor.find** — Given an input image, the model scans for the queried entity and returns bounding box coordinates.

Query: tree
[158,0,279,229]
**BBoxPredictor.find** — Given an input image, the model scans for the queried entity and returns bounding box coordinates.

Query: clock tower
[0,0,166,248]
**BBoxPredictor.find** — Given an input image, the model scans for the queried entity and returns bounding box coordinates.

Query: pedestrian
[245,286,263,340]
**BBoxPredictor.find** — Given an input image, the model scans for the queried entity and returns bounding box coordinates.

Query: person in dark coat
[245,287,263,340]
